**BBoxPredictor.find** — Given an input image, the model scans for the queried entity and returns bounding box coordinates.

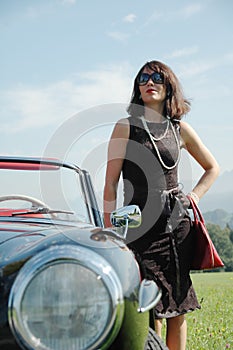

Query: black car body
[0,156,166,350]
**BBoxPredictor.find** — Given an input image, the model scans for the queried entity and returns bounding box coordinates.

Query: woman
[103,60,219,350]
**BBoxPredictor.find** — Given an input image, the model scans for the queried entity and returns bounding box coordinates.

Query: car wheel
[144,328,169,350]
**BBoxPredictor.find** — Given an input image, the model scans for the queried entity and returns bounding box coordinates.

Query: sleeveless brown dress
[122,116,200,319]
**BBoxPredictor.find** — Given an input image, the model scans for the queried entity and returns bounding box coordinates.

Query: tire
[144,328,169,350]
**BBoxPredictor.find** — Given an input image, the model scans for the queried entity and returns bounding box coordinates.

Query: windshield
[0,161,92,224]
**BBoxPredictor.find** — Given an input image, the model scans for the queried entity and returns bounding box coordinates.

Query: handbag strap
[187,195,205,224]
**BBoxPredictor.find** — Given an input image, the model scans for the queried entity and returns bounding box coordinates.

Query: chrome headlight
[8,245,124,350]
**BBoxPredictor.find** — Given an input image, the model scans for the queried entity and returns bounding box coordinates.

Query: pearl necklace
[149,119,169,141]
[140,116,181,170]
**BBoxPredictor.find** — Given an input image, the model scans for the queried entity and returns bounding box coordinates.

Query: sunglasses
[137,72,164,85]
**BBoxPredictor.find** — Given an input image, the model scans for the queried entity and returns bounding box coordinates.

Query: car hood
[0,221,51,241]
[0,219,128,272]
[0,220,143,339]
[0,218,140,310]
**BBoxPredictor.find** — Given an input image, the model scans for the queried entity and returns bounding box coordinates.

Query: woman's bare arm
[180,121,220,202]
[103,118,129,227]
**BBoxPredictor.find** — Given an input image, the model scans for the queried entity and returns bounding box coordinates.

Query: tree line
[206,223,233,272]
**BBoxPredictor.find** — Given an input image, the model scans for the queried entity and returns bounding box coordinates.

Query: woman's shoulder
[179,120,201,147]
[180,120,197,136]
[112,116,142,140]
[115,115,141,131]
[116,115,138,124]
[111,117,130,139]
[116,117,130,125]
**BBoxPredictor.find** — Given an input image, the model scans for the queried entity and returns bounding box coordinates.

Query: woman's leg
[166,315,187,350]
[154,318,163,338]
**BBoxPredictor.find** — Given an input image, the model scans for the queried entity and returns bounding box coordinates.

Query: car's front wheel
[145,328,169,350]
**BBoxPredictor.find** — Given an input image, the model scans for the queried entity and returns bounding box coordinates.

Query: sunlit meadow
[186,272,233,349]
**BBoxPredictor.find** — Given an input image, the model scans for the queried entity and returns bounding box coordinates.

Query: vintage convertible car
[0,156,167,350]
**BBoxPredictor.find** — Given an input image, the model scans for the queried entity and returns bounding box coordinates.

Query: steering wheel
[0,194,51,209]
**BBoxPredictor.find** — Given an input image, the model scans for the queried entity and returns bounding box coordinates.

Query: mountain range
[198,169,233,228]
[203,209,233,229]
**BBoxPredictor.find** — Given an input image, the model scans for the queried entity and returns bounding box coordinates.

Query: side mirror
[110,205,141,239]
[137,279,162,313]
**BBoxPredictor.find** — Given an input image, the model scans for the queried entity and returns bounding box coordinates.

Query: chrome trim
[110,205,142,239]
[0,216,94,227]
[8,245,124,350]
[137,279,162,313]
[80,171,95,226]
[83,170,104,228]
[0,156,81,172]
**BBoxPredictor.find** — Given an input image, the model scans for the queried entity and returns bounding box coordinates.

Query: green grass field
[186,272,233,349]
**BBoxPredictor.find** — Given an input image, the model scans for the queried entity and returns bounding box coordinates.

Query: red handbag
[187,196,224,270]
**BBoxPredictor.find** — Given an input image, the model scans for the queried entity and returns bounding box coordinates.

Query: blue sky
[0,0,233,196]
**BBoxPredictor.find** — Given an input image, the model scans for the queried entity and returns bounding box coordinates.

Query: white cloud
[141,11,162,27]
[224,52,233,63]
[107,31,129,43]
[180,3,202,19]
[24,6,40,19]
[0,65,132,134]
[62,0,76,4]
[123,13,136,23]
[177,55,233,101]
[142,3,203,27]
[177,51,233,79]
[191,84,232,100]
[166,46,199,59]
[177,60,217,78]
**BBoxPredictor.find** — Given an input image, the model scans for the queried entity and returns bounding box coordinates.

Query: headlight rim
[8,244,124,350]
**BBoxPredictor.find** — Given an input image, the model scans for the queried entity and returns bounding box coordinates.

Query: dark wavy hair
[127,60,191,120]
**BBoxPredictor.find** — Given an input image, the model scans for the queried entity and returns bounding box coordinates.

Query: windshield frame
[0,156,103,228]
